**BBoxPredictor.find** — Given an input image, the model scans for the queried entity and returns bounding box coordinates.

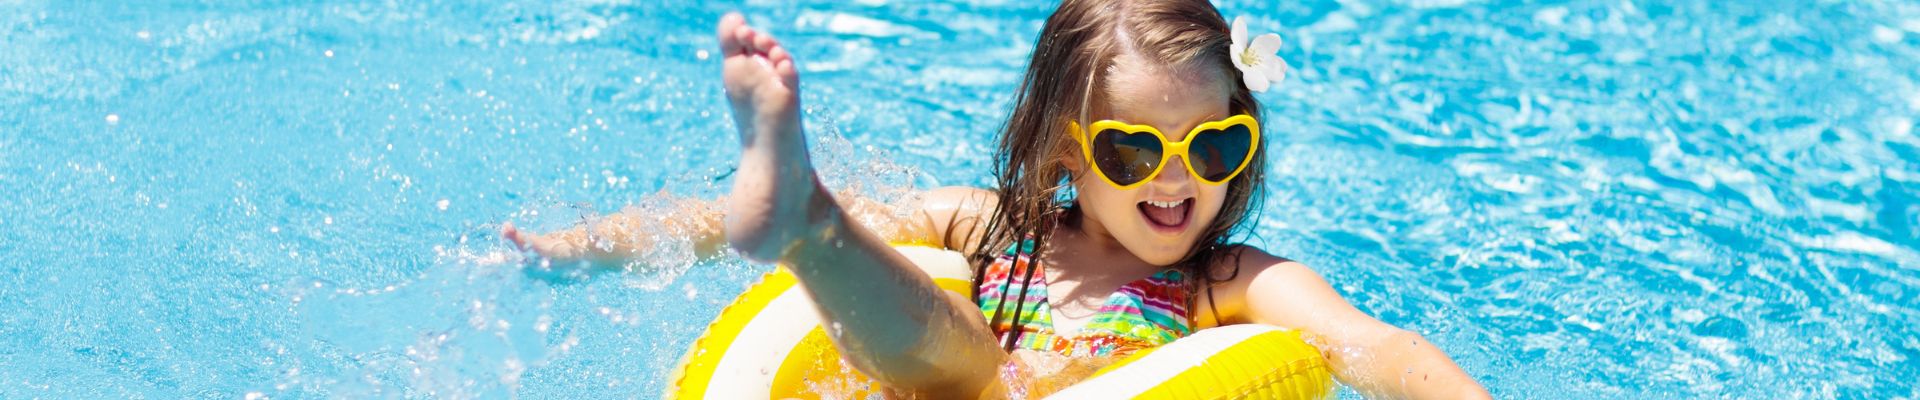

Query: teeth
[1147,200,1183,208]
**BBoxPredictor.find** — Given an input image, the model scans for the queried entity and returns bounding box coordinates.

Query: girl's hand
[502,222,598,264]
[1209,248,1491,399]
[500,198,727,273]
[501,221,641,273]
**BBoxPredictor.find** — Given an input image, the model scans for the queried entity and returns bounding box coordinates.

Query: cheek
[1073,179,1141,223]
[1074,179,1128,209]
[1194,184,1233,223]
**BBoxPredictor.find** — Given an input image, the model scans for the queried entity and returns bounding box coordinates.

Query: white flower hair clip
[1230,16,1289,93]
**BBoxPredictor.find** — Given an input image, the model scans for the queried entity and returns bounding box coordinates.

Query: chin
[1137,251,1189,266]
[1121,229,1202,266]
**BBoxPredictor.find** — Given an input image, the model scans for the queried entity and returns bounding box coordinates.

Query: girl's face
[1068,58,1235,266]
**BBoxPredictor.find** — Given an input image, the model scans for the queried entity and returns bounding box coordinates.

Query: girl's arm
[502,186,1006,396]
[1211,249,1490,399]
[502,197,726,269]
[503,192,943,270]
[757,184,1006,396]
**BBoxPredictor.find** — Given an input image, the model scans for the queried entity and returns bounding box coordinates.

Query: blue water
[4,0,1917,398]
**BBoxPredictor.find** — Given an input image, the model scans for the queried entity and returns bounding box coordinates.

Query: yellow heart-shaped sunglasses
[1068,114,1261,189]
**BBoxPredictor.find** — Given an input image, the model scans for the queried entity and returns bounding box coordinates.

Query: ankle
[781,180,847,259]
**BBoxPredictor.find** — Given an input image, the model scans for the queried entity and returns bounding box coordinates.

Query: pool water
[4,0,1918,398]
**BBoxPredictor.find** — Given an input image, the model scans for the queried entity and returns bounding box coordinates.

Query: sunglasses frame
[1069,114,1262,190]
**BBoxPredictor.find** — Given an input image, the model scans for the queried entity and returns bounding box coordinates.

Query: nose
[1150,156,1195,188]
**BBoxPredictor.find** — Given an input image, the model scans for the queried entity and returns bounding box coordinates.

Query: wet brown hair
[966,0,1268,350]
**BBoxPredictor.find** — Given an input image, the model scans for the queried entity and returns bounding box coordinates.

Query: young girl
[505,0,1489,398]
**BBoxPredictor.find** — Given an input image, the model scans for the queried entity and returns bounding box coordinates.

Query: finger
[502,222,528,249]
[532,236,574,258]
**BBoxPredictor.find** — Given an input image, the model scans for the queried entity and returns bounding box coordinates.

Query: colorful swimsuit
[977,240,1193,357]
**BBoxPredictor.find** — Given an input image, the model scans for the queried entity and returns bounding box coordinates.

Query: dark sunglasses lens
[1189,124,1254,182]
[1091,129,1164,186]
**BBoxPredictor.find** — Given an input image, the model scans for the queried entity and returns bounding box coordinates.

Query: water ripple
[3,0,1918,398]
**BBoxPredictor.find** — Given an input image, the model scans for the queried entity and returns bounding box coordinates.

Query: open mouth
[1138,198,1193,233]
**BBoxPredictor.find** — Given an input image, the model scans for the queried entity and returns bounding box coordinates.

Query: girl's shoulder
[1196,244,1336,326]
[1204,244,1297,283]
[914,186,1000,254]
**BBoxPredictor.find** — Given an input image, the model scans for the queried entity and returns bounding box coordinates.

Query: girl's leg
[715,13,1003,396]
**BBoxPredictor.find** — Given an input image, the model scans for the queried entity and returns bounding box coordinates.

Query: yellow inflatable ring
[1045,324,1335,399]
[666,245,972,399]
[666,245,1335,399]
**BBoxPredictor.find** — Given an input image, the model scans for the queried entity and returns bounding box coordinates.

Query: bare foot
[717,13,827,262]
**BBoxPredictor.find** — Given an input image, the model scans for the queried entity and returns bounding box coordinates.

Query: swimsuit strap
[976,239,1193,357]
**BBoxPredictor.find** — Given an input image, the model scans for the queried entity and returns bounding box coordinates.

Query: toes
[718,13,785,59]
[768,45,791,65]
[752,30,780,55]
[718,13,747,56]
[775,58,799,88]
[735,26,759,55]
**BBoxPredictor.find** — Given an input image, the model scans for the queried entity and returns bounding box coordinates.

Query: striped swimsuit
[977,240,1193,357]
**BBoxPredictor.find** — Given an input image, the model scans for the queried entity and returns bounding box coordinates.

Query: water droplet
[105,114,120,124]
[696,49,711,60]
[436,199,450,211]
[323,49,334,58]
